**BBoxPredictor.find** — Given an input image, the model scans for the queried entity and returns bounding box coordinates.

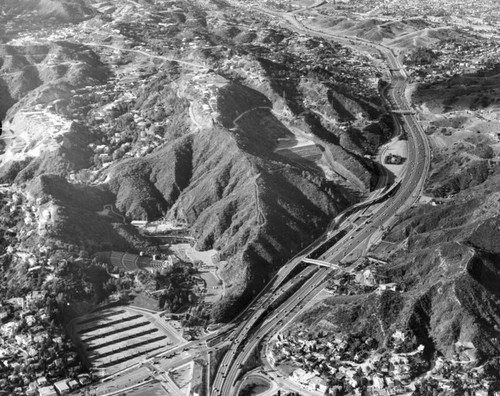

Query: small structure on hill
[385,154,405,164]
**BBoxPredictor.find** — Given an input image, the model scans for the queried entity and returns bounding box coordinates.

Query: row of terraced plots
[74,308,173,373]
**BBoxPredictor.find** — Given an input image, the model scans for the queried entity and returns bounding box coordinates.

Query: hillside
[289,57,500,360]
[0,0,95,23]
[0,41,109,181]
[309,17,430,46]
[412,64,500,198]
[289,170,500,383]
[104,82,355,319]
[26,174,146,251]
[379,172,500,359]
[0,0,393,320]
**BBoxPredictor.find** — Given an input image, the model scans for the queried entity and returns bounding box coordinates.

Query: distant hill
[0,0,95,23]
[309,16,450,50]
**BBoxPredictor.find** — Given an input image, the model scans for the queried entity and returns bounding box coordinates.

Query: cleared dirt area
[1,110,73,163]
[199,270,223,304]
[378,136,408,178]
[171,243,225,304]
[275,134,322,162]
[169,361,194,395]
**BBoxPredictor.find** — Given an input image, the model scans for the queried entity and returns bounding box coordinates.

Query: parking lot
[74,308,176,374]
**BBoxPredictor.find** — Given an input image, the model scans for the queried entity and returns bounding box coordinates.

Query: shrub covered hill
[0,0,395,321]
[290,71,500,377]
[295,170,500,371]
[103,79,370,320]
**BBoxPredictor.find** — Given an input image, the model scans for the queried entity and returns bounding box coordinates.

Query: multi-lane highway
[211,265,321,394]
[213,267,331,396]
[211,7,431,396]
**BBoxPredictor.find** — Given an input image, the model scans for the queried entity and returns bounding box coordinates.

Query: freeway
[211,6,431,396]
[213,267,331,396]
[211,265,320,392]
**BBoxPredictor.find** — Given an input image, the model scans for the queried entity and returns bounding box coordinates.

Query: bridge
[391,109,416,115]
[302,258,340,269]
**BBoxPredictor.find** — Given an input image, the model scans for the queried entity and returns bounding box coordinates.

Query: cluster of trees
[42,258,110,308]
[406,47,439,66]
[156,263,197,312]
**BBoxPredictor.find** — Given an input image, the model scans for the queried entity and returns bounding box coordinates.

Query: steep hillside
[0,41,109,181]
[26,174,145,251]
[413,64,500,114]
[104,83,352,319]
[378,173,500,360]
[0,41,108,113]
[308,64,500,368]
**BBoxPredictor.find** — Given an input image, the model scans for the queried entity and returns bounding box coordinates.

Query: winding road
[86,42,208,70]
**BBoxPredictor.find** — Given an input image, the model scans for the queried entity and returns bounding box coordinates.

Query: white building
[53,380,70,395]
[38,386,57,396]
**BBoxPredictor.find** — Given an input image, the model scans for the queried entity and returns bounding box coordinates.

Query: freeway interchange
[210,7,431,396]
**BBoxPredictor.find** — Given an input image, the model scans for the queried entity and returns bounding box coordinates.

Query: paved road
[86,43,208,70]
[211,6,431,396]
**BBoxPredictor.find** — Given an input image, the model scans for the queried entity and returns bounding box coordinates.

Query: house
[310,376,328,393]
[0,321,18,338]
[25,315,36,327]
[384,154,404,165]
[33,331,50,343]
[36,377,49,387]
[377,283,398,293]
[53,380,70,395]
[67,379,80,391]
[291,368,307,381]
[27,382,38,393]
[38,386,57,396]
[292,368,316,385]
[373,375,385,389]
[0,310,9,323]
[77,374,91,386]
[26,291,47,303]
[15,334,31,346]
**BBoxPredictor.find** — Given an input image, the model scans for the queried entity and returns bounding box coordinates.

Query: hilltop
[0,0,95,23]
